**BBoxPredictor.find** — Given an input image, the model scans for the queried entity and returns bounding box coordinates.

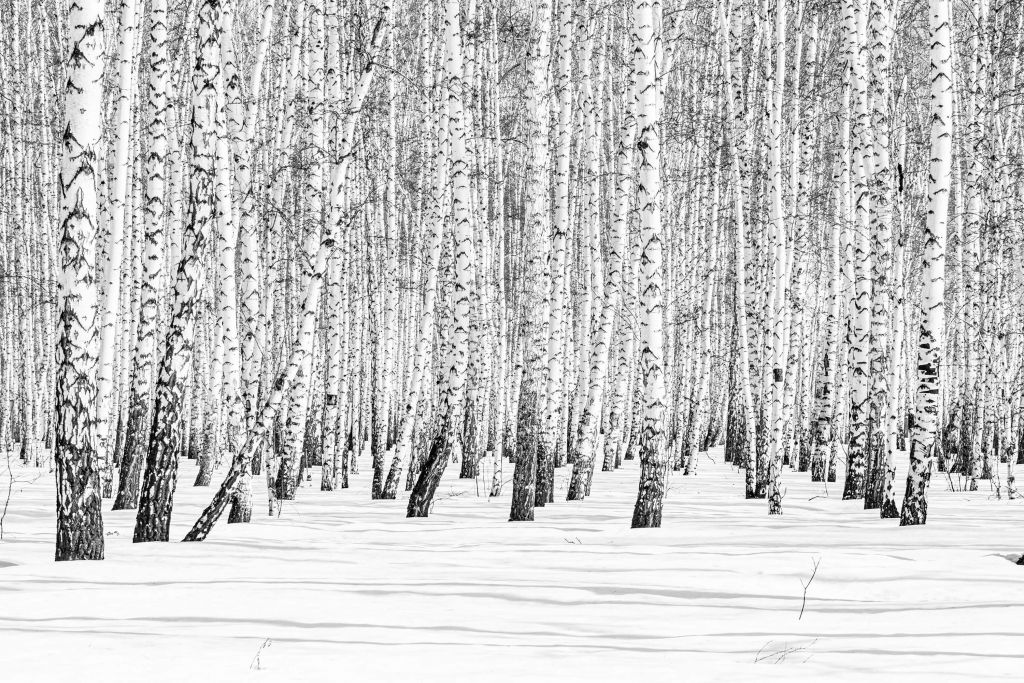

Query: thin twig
[799,557,822,620]
[249,638,273,670]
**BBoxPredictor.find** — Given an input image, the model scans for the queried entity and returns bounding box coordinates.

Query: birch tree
[630,0,668,528]
[54,0,107,561]
[901,0,952,526]
[134,0,223,543]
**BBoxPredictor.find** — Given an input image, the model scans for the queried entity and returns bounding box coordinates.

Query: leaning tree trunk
[134,0,222,543]
[183,4,392,542]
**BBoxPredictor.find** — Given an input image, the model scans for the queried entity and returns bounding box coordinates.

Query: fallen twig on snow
[755,638,818,664]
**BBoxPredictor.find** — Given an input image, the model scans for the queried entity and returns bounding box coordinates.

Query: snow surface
[2,448,1024,682]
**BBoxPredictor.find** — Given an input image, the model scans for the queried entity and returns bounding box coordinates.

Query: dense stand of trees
[1,0,1023,560]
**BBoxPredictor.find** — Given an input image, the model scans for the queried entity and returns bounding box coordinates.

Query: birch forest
[3,0,1024,677]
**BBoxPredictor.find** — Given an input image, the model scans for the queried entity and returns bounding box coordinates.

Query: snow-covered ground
[2,449,1023,681]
